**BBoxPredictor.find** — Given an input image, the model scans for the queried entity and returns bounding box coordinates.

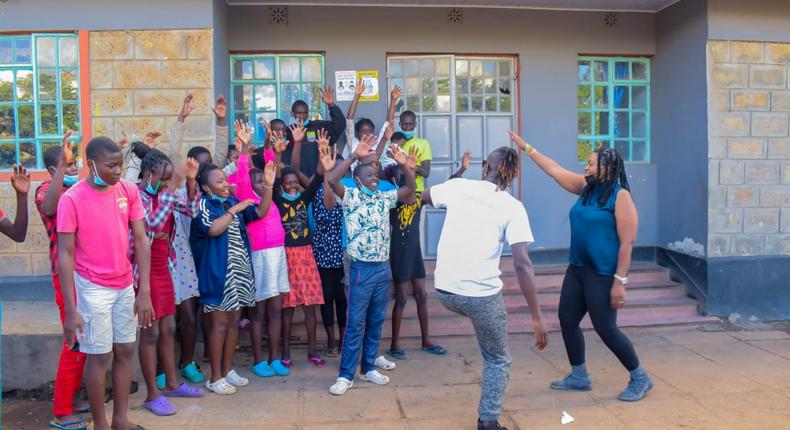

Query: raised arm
[611,189,639,310]
[511,242,548,352]
[322,142,352,200]
[347,80,365,120]
[287,123,311,187]
[0,165,30,242]
[321,86,346,145]
[212,95,229,166]
[40,131,74,216]
[374,121,394,162]
[386,86,402,126]
[255,162,276,218]
[391,144,418,203]
[508,130,586,195]
[449,151,471,180]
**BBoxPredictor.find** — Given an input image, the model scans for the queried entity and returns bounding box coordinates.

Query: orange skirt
[282,244,325,308]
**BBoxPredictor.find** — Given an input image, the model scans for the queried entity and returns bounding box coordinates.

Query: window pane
[577,139,593,162]
[615,61,629,79]
[62,104,80,132]
[233,84,252,110]
[280,83,300,112]
[254,57,275,80]
[389,59,404,77]
[437,95,451,112]
[632,85,648,109]
[593,61,608,81]
[455,60,468,76]
[594,111,609,135]
[301,57,321,81]
[59,38,78,67]
[15,38,31,63]
[254,84,276,111]
[303,83,323,117]
[485,96,497,112]
[15,70,33,101]
[36,37,57,66]
[499,61,511,77]
[594,86,609,108]
[0,142,15,169]
[280,58,300,82]
[17,105,33,138]
[456,78,468,94]
[405,95,420,112]
[61,69,79,101]
[233,58,253,80]
[614,86,629,109]
[632,112,646,138]
[471,96,483,112]
[405,59,419,76]
[40,104,58,134]
[484,78,496,94]
[422,95,436,112]
[484,60,496,77]
[578,85,591,108]
[0,71,12,102]
[457,96,469,112]
[233,111,250,125]
[498,79,511,96]
[0,106,14,139]
[437,78,450,95]
[0,39,12,64]
[420,58,435,77]
[470,78,483,94]
[632,62,647,80]
[389,78,404,94]
[436,58,450,76]
[578,112,591,135]
[470,60,483,77]
[421,77,435,93]
[500,97,511,112]
[614,140,630,160]
[405,77,420,95]
[38,70,58,101]
[577,61,590,81]
[614,112,629,138]
[632,140,648,161]
[19,141,36,168]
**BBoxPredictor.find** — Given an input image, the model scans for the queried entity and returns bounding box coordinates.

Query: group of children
[0,82,478,430]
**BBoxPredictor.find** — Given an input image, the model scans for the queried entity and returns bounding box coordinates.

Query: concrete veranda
[4,325,790,429]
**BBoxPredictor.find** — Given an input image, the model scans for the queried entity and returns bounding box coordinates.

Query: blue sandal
[422,344,447,355]
[387,349,408,360]
[49,418,89,430]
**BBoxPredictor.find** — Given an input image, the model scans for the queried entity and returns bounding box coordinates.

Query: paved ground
[4,325,790,429]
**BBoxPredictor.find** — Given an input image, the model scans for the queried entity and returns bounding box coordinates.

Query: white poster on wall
[335,70,357,102]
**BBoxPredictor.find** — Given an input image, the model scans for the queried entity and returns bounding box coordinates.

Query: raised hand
[353,134,377,160]
[169,162,185,190]
[263,161,276,186]
[320,86,335,106]
[507,129,533,154]
[461,151,472,170]
[261,119,273,147]
[390,85,402,102]
[229,199,254,215]
[316,127,330,149]
[234,119,251,152]
[390,144,406,166]
[11,164,30,194]
[211,95,227,120]
[406,146,420,171]
[272,130,288,153]
[60,130,75,165]
[185,157,199,180]
[382,121,394,142]
[355,80,366,96]
[143,131,162,148]
[289,123,306,144]
[178,92,194,120]
[319,142,337,173]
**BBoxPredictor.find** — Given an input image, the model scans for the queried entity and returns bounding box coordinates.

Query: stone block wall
[708,40,790,257]
[90,29,216,163]
[0,181,49,276]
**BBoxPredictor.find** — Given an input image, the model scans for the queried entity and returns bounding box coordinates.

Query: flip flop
[163,382,205,398]
[48,418,88,430]
[422,344,448,355]
[387,349,408,360]
[308,355,326,368]
[143,395,176,416]
[281,358,293,368]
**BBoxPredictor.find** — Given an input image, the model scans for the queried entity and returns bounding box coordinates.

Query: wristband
[524,143,535,155]
[225,211,236,217]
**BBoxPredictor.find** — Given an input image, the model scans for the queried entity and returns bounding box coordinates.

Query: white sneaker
[205,377,237,395]
[360,370,390,385]
[225,369,250,386]
[329,377,353,395]
[375,355,397,371]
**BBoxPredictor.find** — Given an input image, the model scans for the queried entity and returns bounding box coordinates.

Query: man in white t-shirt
[421,145,549,430]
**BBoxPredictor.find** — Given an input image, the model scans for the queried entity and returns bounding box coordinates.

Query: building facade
[0,0,788,319]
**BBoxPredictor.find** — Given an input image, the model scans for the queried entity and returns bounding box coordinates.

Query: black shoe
[478,419,508,430]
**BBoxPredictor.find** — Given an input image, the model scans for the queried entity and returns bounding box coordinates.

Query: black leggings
[318,267,347,329]
[558,265,640,371]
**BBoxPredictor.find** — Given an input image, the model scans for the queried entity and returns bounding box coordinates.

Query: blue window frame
[0,33,81,170]
[229,54,325,145]
[577,56,650,163]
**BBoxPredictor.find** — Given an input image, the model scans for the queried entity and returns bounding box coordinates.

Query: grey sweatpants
[437,290,511,422]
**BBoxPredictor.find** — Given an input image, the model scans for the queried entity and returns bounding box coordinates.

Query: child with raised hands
[229,119,291,378]
[191,155,273,395]
[322,138,419,396]
[133,147,205,415]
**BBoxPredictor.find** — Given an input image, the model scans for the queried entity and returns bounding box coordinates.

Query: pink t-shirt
[229,151,285,251]
[57,179,145,289]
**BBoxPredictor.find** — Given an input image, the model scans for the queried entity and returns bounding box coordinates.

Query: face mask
[204,188,227,203]
[282,192,301,202]
[303,119,310,127]
[402,131,415,140]
[90,161,108,187]
[145,179,161,195]
[63,175,79,187]
[357,180,377,197]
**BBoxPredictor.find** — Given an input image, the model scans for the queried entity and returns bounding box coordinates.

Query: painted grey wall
[213,0,230,99]
[0,0,213,31]
[652,0,708,250]
[708,0,790,43]
[225,5,658,248]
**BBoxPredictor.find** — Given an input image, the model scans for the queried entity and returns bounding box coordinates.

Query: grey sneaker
[550,374,592,391]
[618,374,654,402]
[478,419,508,430]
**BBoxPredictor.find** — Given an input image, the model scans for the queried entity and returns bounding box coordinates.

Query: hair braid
[494,146,520,191]
[581,147,631,206]
[139,147,172,181]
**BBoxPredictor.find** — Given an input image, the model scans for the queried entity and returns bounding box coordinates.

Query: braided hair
[138,147,172,181]
[580,147,631,206]
[490,146,520,191]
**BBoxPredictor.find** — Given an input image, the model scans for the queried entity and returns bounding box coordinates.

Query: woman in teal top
[509,131,653,403]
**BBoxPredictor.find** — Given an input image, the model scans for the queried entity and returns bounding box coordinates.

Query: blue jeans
[338,260,391,381]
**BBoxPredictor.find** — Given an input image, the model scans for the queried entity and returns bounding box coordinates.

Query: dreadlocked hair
[492,146,519,191]
[580,147,631,206]
[249,167,264,185]
[138,147,172,181]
